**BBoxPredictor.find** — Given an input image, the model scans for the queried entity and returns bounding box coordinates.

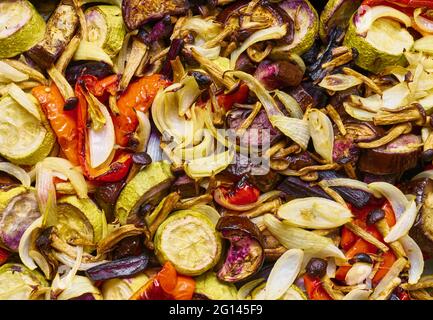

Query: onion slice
[399,235,424,284]
[384,200,417,243]
[263,214,345,259]
[230,25,287,69]
[0,61,29,82]
[35,163,57,227]
[18,216,43,270]
[0,162,31,187]
[368,182,409,219]
[277,197,352,229]
[356,5,412,34]
[308,109,334,163]
[370,257,406,300]
[237,278,265,300]
[136,111,151,153]
[412,169,433,181]
[414,8,433,34]
[269,116,310,150]
[265,249,303,300]
[214,189,281,212]
[8,83,41,120]
[274,90,303,119]
[88,101,115,168]
[184,149,234,179]
[343,289,372,300]
[345,263,373,286]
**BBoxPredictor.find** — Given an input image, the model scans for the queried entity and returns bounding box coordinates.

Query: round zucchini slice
[56,195,107,245]
[0,97,55,165]
[0,263,47,300]
[154,210,222,276]
[344,15,414,73]
[115,161,174,225]
[0,0,46,59]
[85,5,126,57]
[194,272,238,300]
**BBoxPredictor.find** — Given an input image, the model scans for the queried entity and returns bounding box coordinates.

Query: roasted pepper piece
[32,84,80,165]
[303,275,332,300]
[216,83,249,111]
[0,248,10,266]
[115,74,170,147]
[223,177,260,206]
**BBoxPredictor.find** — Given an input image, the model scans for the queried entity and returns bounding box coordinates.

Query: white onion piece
[0,162,31,187]
[384,200,417,242]
[237,278,265,300]
[187,45,221,60]
[8,83,41,120]
[265,249,304,300]
[399,235,424,284]
[326,258,336,279]
[135,111,151,153]
[0,61,29,82]
[18,216,43,270]
[411,169,433,181]
[414,35,433,54]
[308,109,334,163]
[274,90,303,119]
[343,102,375,121]
[53,251,107,271]
[345,263,373,286]
[230,25,287,69]
[356,5,412,34]
[88,102,115,168]
[318,74,362,91]
[269,115,310,150]
[368,182,409,219]
[41,157,88,198]
[57,275,102,300]
[35,163,57,227]
[277,197,352,229]
[184,149,234,179]
[264,214,345,259]
[319,178,372,194]
[343,289,372,300]
[414,8,433,34]
[147,131,163,161]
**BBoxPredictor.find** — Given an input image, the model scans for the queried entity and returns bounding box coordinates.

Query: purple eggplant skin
[332,137,360,165]
[235,54,257,75]
[66,61,114,86]
[285,151,315,171]
[161,38,184,80]
[278,176,332,200]
[137,15,173,45]
[254,60,304,91]
[363,173,398,185]
[216,216,264,283]
[318,171,371,208]
[225,153,281,192]
[85,254,149,281]
[405,179,433,256]
[226,108,282,148]
[122,0,189,30]
[171,174,203,198]
[110,236,145,260]
[69,293,96,300]
[264,2,295,44]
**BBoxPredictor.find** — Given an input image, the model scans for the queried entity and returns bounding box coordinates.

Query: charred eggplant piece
[254,60,303,91]
[407,179,433,256]
[171,174,203,198]
[122,0,189,30]
[26,3,79,68]
[225,153,280,193]
[332,137,359,165]
[277,176,332,200]
[227,109,282,148]
[344,120,384,143]
[235,53,256,75]
[359,134,422,175]
[137,15,173,45]
[318,171,371,208]
[85,254,149,281]
[216,216,264,283]
[284,151,315,171]
[66,61,114,86]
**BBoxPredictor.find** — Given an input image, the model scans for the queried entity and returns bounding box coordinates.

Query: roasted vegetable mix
[2,0,433,301]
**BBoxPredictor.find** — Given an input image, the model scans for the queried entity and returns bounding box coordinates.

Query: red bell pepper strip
[32,84,80,166]
[303,275,332,300]
[216,83,249,111]
[0,248,10,266]
[114,74,170,147]
[382,201,397,227]
[130,262,195,300]
[341,226,357,251]
[224,179,260,205]
[75,82,132,182]
[372,250,397,285]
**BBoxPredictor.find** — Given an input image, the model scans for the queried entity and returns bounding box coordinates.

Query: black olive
[349,253,373,265]
[422,149,433,163]
[132,152,152,167]
[190,71,212,89]
[306,258,327,278]
[366,208,385,225]
[64,97,78,110]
